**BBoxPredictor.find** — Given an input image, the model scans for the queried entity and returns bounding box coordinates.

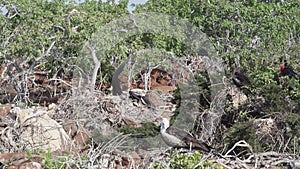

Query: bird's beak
[160,122,164,130]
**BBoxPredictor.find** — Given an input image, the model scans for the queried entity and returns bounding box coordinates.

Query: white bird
[160,118,212,152]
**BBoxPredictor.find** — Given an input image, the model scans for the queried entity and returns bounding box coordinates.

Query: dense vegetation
[134,0,300,153]
[0,0,299,168]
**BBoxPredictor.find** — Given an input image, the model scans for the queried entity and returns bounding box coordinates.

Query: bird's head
[160,118,170,132]
[278,58,286,72]
[279,61,287,74]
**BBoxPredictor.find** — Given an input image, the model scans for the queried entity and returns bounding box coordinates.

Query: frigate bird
[160,118,213,152]
[280,61,298,79]
[232,71,252,88]
[129,90,151,107]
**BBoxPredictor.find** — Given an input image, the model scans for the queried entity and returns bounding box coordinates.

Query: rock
[0,152,27,163]
[130,151,142,164]
[0,104,11,117]
[122,118,139,128]
[0,152,42,169]
[12,108,72,151]
[143,90,165,108]
[228,86,248,109]
[63,122,91,150]
[19,161,42,169]
[152,85,177,93]
[112,150,143,168]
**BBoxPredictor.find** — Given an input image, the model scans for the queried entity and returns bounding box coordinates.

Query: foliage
[135,0,299,52]
[224,122,260,152]
[119,122,160,137]
[26,149,73,168]
[1,0,300,164]
[152,151,223,169]
[194,72,211,110]
[135,0,300,97]
[0,0,128,75]
[135,0,300,153]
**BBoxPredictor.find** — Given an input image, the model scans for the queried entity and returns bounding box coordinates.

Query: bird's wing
[129,91,141,100]
[166,126,193,143]
[235,72,251,85]
[166,126,212,152]
[284,68,298,77]
[140,96,152,107]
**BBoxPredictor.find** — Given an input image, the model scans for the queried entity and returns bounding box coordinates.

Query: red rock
[143,91,164,107]
[19,161,42,169]
[33,72,48,85]
[152,85,176,93]
[122,118,138,128]
[0,152,27,162]
[121,156,131,167]
[63,122,91,150]
[0,104,11,117]
[130,151,142,164]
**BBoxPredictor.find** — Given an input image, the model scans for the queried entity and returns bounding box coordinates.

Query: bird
[129,90,152,107]
[287,161,297,169]
[160,118,213,152]
[232,71,252,88]
[279,60,298,79]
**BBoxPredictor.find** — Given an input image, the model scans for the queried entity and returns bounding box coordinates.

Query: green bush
[152,151,223,169]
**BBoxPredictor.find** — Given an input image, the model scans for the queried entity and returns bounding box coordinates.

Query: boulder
[13,107,71,151]
[0,152,42,169]
[0,104,11,117]
[63,122,91,150]
[228,86,248,109]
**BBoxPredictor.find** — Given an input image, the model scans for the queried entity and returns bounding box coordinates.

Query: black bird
[129,91,151,107]
[280,61,298,79]
[232,71,252,88]
[129,91,141,100]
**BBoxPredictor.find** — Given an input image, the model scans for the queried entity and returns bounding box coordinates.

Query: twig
[224,140,253,157]
[48,78,73,88]
[88,44,100,93]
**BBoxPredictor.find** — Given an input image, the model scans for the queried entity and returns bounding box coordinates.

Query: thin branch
[224,140,253,157]
[88,44,100,93]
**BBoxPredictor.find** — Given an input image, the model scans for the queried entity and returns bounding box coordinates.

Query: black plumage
[129,91,152,107]
[280,63,298,79]
[129,91,141,100]
[232,71,251,88]
[166,126,213,152]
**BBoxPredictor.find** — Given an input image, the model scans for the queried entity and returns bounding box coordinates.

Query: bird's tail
[193,142,213,153]
[210,149,225,159]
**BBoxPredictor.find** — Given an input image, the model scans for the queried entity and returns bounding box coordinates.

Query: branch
[88,45,100,93]
[224,140,253,157]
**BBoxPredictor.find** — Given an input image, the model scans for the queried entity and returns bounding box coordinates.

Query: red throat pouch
[280,65,285,73]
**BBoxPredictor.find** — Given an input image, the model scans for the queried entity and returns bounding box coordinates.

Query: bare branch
[224,140,253,157]
[88,44,100,93]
